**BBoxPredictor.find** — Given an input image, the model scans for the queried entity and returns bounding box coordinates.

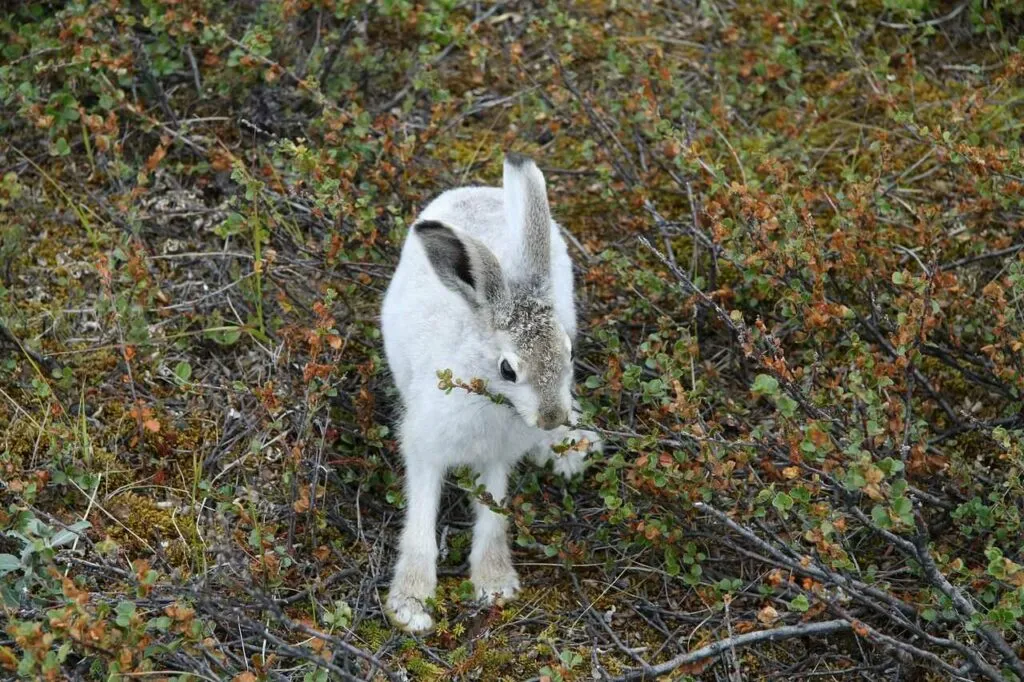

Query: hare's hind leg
[386,455,442,634]
[469,461,520,602]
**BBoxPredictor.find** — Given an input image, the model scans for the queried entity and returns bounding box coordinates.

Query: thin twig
[609,619,852,681]
[940,242,1024,271]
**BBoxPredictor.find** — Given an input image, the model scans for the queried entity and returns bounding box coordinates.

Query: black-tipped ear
[415,221,475,290]
[503,152,552,287]
[504,151,532,168]
[415,220,509,315]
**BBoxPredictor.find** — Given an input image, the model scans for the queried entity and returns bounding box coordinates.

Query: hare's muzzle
[537,408,570,431]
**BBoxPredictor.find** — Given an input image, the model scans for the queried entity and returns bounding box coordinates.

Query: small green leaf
[115,601,136,627]
[0,554,20,575]
[174,361,192,381]
[871,504,891,528]
[844,467,866,491]
[892,496,913,523]
[665,546,680,577]
[878,457,904,475]
[50,520,90,548]
[987,554,1007,580]
[772,492,794,512]
[789,594,810,612]
[214,212,246,238]
[751,374,779,397]
[151,616,172,632]
[775,394,798,417]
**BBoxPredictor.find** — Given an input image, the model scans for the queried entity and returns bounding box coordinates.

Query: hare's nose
[537,408,569,431]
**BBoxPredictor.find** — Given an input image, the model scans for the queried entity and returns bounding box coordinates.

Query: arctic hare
[380,153,601,633]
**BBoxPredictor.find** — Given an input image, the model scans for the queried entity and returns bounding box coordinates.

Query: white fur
[380,156,601,633]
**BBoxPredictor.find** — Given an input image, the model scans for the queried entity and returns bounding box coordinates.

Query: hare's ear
[504,152,551,287]
[415,220,510,315]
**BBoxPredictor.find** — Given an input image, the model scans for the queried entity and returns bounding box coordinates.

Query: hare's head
[414,154,572,430]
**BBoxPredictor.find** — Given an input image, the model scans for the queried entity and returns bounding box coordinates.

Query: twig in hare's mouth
[435,367,510,407]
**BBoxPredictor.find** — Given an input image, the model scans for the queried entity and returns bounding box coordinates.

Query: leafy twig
[436,368,508,406]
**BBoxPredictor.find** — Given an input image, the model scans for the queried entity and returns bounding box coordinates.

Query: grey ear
[415,221,510,315]
[503,152,552,287]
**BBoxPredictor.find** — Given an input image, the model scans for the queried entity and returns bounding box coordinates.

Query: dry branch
[610,619,852,681]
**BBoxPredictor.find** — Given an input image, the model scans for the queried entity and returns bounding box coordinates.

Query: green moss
[106,491,199,570]
[405,655,446,679]
[356,619,391,651]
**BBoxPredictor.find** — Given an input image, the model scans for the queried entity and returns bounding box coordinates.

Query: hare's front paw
[576,428,603,455]
[471,544,520,603]
[386,568,436,634]
[473,566,521,603]
[551,448,588,479]
[386,591,434,634]
[551,428,602,479]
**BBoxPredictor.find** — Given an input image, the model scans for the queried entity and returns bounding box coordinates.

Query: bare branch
[609,619,852,681]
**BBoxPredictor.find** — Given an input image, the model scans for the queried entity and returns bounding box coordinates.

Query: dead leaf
[145,144,167,172]
[757,604,779,625]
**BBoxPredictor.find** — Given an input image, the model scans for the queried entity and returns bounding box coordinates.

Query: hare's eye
[500,359,517,382]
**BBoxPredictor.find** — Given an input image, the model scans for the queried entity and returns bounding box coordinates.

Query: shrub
[1,0,1022,679]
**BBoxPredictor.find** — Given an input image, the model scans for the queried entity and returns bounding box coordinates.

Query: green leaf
[115,601,136,627]
[878,457,904,475]
[892,496,913,523]
[891,270,906,285]
[789,594,810,612]
[325,600,352,627]
[844,467,866,491]
[0,554,20,575]
[665,546,680,577]
[174,361,192,381]
[890,478,908,497]
[50,520,91,548]
[772,492,794,512]
[53,137,71,156]
[775,394,798,417]
[871,504,891,528]
[150,616,172,632]
[987,554,1007,579]
[683,562,702,585]
[214,211,245,238]
[751,374,779,397]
